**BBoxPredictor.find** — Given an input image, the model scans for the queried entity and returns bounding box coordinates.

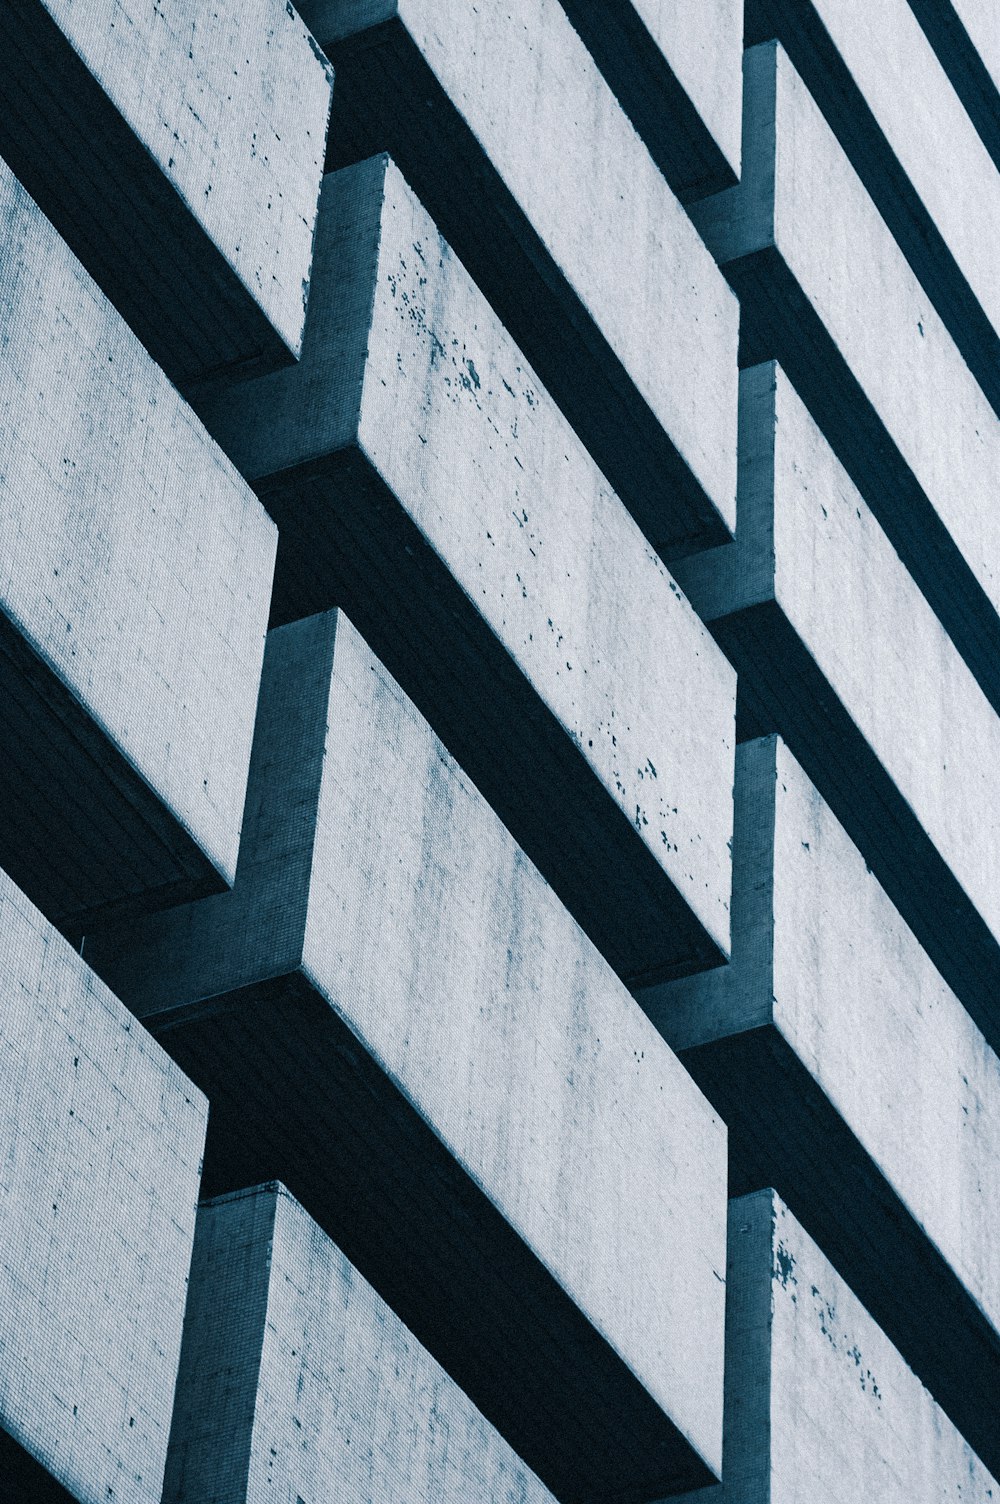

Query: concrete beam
[907,0,1000,169]
[196,155,735,984]
[85,610,728,1502]
[640,734,1000,1480]
[0,165,277,934]
[690,42,1000,712]
[0,868,207,1504]
[294,0,739,554]
[0,0,333,390]
[672,1192,999,1503]
[673,361,1000,1042]
[745,0,1000,413]
[164,1184,558,1504]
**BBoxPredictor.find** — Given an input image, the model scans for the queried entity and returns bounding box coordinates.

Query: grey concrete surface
[673,361,1000,1044]
[908,0,1000,168]
[196,155,736,984]
[0,866,207,1504]
[164,1184,558,1504]
[0,164,277,934]
[86,610,728,1502]
[640,735,1000,1479]
[296,0,739,553]
[0,0,332,389]
[549,0,741,196]
[673,1192,999,1503]
[745,0,1000,412]
[690,42,1000,712]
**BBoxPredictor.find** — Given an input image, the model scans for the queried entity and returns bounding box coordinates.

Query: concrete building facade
[0,2,997,1500]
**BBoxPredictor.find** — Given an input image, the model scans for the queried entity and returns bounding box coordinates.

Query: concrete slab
[745,0,1000,413]
[196,155,735,984]
[690,43,1000,712]
[85,610,728,1503]
[640,735,1000,1480]
[0,0,333,389]
[908,0,1000,168]
[164,1184,558,1504]
[0,867,207,1504]
[673,361,1000,1043]
[672,1192,999,1503]
[0,166,277,934]
[295,0,739,553]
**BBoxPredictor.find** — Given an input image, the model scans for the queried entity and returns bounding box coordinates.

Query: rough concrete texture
[164,1184,558,1504]
[86,610,728,1502]
[0,0,333,389]
[746,0,1000,412]
[908,0,1000,168]
[640,735,1000,1479]
[548,0,741,196]
[673,361,1000,1044]
[296,0,739,553]
[0,164,277,933]
[0,867,207,1504]
[672,1192,999,1503]
[690,42,1000,711]
[196,154,735,984]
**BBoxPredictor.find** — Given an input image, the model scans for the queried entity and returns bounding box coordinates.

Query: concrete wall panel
[908,0,1000,168]
[0,164,277,933]
[86,609,728,1502]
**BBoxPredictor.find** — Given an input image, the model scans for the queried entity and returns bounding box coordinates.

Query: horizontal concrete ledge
[197,155,735,984]
[298,0,738,554]
[0,0,332,389]
[165,1184,558,1504]
[0,164,277,934]
[745,0,1000,415]
[908,0,1000,169]
[670,1192,999,1504]
[690,43,1000,715]
[554,0,741,197]
[640,735,1000,1481]
[86,610,727,1501]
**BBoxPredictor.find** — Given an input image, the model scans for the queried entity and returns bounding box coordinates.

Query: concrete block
[908,0,1000,169]
[0,867,207,1504]
[690,43,1000,710]
[0,164,277,934]
[548,0,741,196]
[0,0,333,389]
[673,361,1000,1042]
[85,610,728,1502]
[294,0,739,553]
[673,1192,999,1503]
[640,734,1000,1479]
[745,0,1000,412]
[196,155,735,983]
[164,1184,558,1504]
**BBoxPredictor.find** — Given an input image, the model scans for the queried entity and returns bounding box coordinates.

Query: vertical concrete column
[295,0,739,554]
[197,155,736,984]
[0,163,277,934]
[164,1185,558,1504]
[0,868,207,1504]
[86,610,728,1502]
[0,0,333,388]
[639,734,1000,1480]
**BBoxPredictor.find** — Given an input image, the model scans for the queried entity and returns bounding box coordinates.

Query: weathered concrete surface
[165,1184,558,1504]
[745,0,1000,412]
[673,361,1000,1042]
[640,735,1000,1479]
[909,0,1000,169]
[86,610,728,1502]
[673,1192,999,1503]
[295,0,739,553]
[0,0,333,389]
[0,165,277,933]
[196,155,735,983]
[0,867,207,1504]
[690,43,1000,711]
[551,0,741,196]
